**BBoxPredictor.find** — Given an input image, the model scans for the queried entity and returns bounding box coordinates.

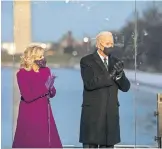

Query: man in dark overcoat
[79,31,130,148]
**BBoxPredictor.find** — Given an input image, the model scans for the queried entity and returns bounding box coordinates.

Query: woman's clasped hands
[45,73,56,90]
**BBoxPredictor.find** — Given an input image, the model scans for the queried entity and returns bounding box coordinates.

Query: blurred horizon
[2,1,162,73]
[1,1,158,42]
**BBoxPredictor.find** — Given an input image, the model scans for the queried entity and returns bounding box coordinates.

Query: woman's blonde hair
[20,45,45,71]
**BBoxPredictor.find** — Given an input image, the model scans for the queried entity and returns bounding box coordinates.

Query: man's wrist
[115,71,123,80]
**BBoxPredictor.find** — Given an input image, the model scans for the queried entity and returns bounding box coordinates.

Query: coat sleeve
[17,71,49,102]
[80,58,113,91]
[115,71,130,92]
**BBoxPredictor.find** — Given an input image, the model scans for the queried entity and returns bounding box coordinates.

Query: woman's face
[35,51,44,61]
[38,54,44,60]
[34,50,46,68]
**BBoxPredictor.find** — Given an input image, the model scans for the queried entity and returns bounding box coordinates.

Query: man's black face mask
[103,47,114,56]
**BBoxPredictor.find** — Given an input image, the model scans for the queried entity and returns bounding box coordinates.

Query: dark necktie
[104,58,108,71]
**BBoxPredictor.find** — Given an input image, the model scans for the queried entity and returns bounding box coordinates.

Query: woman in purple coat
[12,45,62,148]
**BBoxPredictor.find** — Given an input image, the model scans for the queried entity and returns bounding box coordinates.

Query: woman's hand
[50,74,57,89]
[45,74,56,90]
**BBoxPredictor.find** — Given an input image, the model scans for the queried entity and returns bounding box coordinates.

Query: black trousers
[83,143,114,148]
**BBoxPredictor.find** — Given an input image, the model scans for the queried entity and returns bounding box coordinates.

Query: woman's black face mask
[34,58,46,68]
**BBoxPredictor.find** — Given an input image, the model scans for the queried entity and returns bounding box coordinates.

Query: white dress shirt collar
[97,51,108,65]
